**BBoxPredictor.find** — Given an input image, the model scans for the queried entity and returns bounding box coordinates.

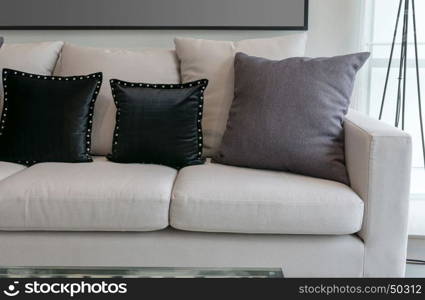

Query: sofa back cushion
[174,34,307,157]
[54,44,181,156]
[0,41,64,118]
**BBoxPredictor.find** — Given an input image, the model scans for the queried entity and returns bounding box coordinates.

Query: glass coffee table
[0,267,283,278]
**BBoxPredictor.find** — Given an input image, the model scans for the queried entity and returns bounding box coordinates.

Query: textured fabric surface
[174,34,307,157]
[0,157,177,231]
[54,43,180,155]
[0,161,26,181]
[0,41,64,118]
[108,79,208,168]
[171,162,364,235]
[215,52,370,184]
[0,230,364,277]
[0,69,102,165]
[345,109,412,277]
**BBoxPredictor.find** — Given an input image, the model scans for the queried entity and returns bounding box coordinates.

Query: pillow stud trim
[0,68,103,166]
[108,78,208,163]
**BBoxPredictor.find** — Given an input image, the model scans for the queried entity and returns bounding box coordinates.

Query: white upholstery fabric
[171,162,364,235]
[0,157,177,231]
[0,41,64,115]
[345,109,412,277]
[0,161,26,181]
[174,34,307,157]
[0,229,365,277]
[54,44,181,155]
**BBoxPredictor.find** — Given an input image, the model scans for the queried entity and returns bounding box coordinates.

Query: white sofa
[0,41,412,277]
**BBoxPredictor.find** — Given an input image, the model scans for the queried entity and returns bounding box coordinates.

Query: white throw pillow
[0,41,64,117]
[54,44,181,155]
[174,34,307,157]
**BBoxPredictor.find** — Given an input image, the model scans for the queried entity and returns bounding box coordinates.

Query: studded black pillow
[0,69,102,165]
[108,79,208,168]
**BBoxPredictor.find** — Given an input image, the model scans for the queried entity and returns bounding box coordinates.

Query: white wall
[1,0,364,56]
[307,0,364,56]
[0,0,365,104]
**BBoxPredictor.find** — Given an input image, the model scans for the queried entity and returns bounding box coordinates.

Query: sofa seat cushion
[171,162,364,235]
[0,161,26,181]
[0,157,177,231]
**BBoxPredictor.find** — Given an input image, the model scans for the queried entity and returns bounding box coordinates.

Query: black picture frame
[0,0,308,30]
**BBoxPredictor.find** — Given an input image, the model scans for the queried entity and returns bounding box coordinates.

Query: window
[364,0,425,199]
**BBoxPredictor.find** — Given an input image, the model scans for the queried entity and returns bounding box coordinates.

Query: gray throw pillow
[214,52,370,184]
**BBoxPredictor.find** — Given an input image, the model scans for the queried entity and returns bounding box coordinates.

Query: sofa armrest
[345,109,412,277]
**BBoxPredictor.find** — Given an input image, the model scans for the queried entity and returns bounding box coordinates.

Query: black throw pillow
[108,79,208,168]
[0,69,102,165]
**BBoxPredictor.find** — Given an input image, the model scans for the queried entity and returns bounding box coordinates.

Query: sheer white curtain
[359,1,425,242]
[359,0,425,198]
[361,0,425,168]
